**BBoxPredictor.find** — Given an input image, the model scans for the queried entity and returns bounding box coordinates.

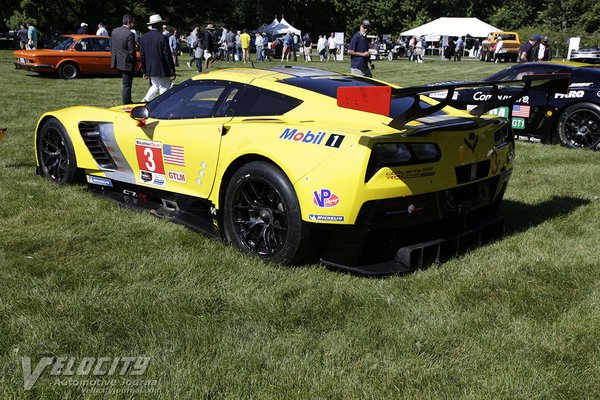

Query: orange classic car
[14,34,141,79]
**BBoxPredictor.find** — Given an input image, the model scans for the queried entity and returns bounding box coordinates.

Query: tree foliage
[2,0,599,44]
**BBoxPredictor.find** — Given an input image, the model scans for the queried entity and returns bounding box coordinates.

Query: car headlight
[494,124,514,148]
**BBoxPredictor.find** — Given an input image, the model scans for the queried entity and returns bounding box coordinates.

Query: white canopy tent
[401,17,499,38]
[259,17,301,36]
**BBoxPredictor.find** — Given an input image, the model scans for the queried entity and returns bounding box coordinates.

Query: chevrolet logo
[464,132,478,153]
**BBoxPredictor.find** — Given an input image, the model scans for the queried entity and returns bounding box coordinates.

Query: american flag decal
[163,144,185,167]
[512,105,531,118]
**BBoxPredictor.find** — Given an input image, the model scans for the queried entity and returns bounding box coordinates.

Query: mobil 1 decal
[135,139,166,187]
[279,128,345,148]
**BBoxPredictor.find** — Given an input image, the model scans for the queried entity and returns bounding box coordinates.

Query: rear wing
[337,73,571,130]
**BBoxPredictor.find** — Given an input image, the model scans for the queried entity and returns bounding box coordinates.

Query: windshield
[50,36,75,50]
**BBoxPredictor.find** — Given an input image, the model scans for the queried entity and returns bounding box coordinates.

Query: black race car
[428,62,600,149]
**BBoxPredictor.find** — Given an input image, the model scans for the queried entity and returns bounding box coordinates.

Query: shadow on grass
[500,196,590,234]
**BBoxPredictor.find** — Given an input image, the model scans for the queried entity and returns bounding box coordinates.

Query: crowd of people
[14,13,560,104]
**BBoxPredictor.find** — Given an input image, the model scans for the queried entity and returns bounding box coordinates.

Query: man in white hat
[140,14,176,102]
[77,22,88,34]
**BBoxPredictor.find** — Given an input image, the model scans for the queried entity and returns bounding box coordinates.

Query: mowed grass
[1,50,600,399]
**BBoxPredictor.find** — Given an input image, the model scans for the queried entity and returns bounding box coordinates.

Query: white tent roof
[265,17,301,36]
[401,17,499,38]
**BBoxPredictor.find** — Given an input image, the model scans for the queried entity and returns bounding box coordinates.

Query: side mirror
[130,106,149,126]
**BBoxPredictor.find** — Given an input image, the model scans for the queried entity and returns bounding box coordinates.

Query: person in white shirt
[317,35,327,61]
[96,23,108,36]
[494,35,504,63]
[327,33,337,62]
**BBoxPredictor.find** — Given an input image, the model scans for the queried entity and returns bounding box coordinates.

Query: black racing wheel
[223,161,309,264]
[557,102,600,149]
[37,118,79,183]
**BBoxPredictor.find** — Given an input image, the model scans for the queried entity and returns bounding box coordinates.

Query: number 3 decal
[144,147,156,171]
[135,140,165,174]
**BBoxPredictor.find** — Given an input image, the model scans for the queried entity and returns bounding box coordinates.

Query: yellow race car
[35,67,568,274]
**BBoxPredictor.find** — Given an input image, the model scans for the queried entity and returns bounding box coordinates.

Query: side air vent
[79,122,117,170]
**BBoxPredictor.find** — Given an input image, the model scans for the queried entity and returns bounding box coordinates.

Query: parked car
[428,62,600,149]
[480,32,520,63]
[13,34,141,79]
[570,46,600,64]
[34,67,568,274]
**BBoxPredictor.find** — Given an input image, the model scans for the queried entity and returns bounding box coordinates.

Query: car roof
[191,66,344,85]
[59,34,110,39]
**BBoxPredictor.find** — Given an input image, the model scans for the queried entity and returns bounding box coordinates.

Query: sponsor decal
[569,82,592,88]
[163,144,185,167]
[86,175,113,187]
[313,189,340,208]
[386,167,435,180]
[308,214,345,222]
[487,106,510,118]
[428,91,459,100]
[139,171,165,187]
[135,139,166,187]
[463,132,479,153]
[473,92,529,104]
[511,117,525,130]
[279,128,345,148]
[135,139,165,174]
[167,170,186,183]
[554,90,584,99]
[512,105,530,118]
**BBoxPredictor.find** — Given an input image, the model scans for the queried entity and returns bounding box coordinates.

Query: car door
[93,37,113,73]
[118,80,236,199]
[73,37,100,73]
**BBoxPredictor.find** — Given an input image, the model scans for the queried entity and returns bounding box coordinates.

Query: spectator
[240,29,251,63]
[96,23,108,36]
[281,30,292,61]
[255,32,264,62]
[444,37,455,60]
[473,38,480,58]
[203,24,216,69]
[16,23,28,50]
[303,32,312,62]
[162,25,170,37]
[27,22,38,50]
[262,33,270,61]
[235,30,242,62]
[186,25,199,68]
[169,29,180,66]
[454,36,465,61]
[536,36,552,61]
[347,20,372,77]
[327,32,337,62]
[140,14,176,102]
[225,28,235,62]
[77,23,88,35]
[110,14,137,104]
[317,35,327,61]
[519,34,541,63]
[494,34,504,63]
[415,36,425,63]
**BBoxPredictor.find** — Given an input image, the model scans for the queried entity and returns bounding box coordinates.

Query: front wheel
[223,161,309,264]
[58,62,79,79]
[37,118,79,183]
[557,103,600,149]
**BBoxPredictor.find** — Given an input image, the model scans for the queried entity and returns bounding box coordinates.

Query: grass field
[1,50,600,399]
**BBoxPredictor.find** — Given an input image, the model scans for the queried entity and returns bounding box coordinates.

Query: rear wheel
[37,118,79,183]
[223,161,309,264]
[557,103,600,149]
[58,62,79,79]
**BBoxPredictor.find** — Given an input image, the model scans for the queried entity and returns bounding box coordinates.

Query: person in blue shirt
[347,20,373,77]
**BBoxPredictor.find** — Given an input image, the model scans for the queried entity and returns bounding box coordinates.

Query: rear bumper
[319,171,511,275]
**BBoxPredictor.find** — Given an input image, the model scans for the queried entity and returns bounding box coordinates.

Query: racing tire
[37,118,80,184]
[58,62,79,79]
[223,161,309,265]
[557,102,600,149]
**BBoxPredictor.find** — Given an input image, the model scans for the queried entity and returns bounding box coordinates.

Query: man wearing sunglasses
[348,19,374,77]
